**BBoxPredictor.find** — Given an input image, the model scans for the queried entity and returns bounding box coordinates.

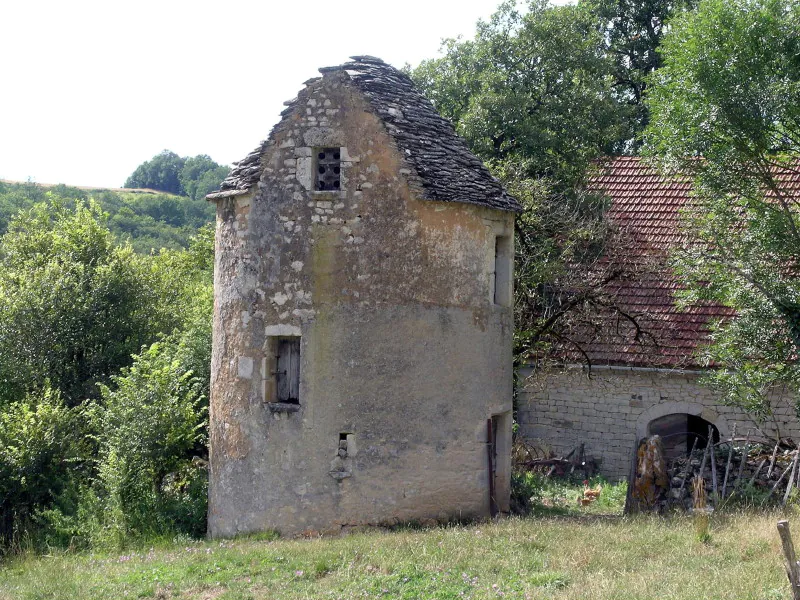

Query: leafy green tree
[180,155,229,202]
[412,0,644,364]
[644,0,800,415]
[590,0,697,141]
[0,199,180,404]
[124,150,186,195]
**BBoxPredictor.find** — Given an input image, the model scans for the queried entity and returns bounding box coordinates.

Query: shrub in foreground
[0,388,85,550]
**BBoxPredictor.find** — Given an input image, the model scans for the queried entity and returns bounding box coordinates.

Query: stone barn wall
[517,366,800,480]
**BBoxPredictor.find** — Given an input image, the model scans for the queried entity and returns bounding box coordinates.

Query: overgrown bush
[94,337,208,545]
[0,388,85,550]
[511,471,627,515]
[511,471,544,514]
[0,201,213,554]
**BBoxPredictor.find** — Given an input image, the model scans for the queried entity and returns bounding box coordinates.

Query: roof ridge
[209,58,521,213]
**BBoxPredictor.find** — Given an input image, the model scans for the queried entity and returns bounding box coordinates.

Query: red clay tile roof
[574,156,736,368]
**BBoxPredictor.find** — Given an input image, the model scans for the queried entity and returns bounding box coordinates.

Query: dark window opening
[275,337,300,404]
[493,235,512,306]
[337,433,354,459]
[648,413,720,461]
[316,147,341,191]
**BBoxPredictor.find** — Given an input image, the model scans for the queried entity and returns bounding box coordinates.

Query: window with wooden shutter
[263,336,301,405]
[275,337,300,404]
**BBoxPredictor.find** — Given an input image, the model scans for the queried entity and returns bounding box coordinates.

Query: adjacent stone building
[206,57,521,538]
[517,157,800,479]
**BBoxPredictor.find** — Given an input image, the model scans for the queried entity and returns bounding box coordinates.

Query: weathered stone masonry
[518,367,800,480]
[207,57,520,538]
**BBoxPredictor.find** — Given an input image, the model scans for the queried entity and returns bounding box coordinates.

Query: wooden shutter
[276,338,300,403]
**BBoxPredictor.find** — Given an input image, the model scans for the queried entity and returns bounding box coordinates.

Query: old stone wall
[517,366,800,480]
[208,70,514,537]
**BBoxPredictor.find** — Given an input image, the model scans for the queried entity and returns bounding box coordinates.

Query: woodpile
[513,439,599,479]
[639,427,800,511]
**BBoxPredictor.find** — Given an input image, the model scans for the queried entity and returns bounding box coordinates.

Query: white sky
[0,0,568,188]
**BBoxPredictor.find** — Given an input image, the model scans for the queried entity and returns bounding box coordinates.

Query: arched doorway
[647,413,720,461]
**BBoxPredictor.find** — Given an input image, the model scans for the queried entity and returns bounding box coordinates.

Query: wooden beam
[777,520,800,600]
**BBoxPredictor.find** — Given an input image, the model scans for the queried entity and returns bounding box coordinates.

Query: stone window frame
[314,147,342,192]
[262,326,303,412]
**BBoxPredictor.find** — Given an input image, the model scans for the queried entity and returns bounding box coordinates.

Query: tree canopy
[123,150,229,201]
[413,0,630,190]
[124,150,186,195]
[644,0,800,415]
[180,155,230,202]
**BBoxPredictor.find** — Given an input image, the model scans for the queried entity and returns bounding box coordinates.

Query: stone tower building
[206,56,521,538]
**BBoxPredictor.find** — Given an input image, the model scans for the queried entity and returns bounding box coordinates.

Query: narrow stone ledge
[266,402,301,414]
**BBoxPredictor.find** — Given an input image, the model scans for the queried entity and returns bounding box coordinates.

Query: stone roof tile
[208,57,520,212]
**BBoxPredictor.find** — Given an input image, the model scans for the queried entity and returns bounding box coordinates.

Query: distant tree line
[124,150,229,202]
[0,180,216,253]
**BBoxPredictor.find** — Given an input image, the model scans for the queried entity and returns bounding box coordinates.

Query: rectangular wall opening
[263,336,301,404]
[492,235,513,306]
[488,411,512,515]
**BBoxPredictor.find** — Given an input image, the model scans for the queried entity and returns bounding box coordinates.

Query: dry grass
[0,511,793,599]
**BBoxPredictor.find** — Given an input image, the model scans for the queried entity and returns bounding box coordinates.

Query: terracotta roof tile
[566,157,799,368]
[567,157,741,368]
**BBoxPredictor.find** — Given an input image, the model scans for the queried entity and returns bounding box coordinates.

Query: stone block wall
[516,366,800,480]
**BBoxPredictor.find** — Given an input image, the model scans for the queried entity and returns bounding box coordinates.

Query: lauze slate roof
[208,56,521,213]
[575,156,737,368]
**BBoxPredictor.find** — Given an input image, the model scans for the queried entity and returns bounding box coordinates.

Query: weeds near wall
[511,471,627,516]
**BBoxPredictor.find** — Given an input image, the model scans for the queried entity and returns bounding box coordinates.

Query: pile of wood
[513,439,599,479]
[653,425,800,510]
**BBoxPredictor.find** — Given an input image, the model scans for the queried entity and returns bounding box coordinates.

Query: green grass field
[0,509,793,600]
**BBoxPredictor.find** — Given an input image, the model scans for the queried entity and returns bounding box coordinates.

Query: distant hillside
[0,178,172,195]
[0,180,215,253]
